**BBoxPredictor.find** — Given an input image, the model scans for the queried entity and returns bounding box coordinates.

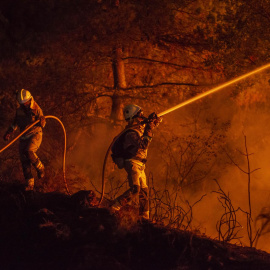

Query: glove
[3,127,14,141]
[148,112,158,121]
[143,112,162,139]
[147,112,162,129]
[39,116,46,128]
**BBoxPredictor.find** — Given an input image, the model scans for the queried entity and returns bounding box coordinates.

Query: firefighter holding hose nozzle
[3,89,46,191]
[110,104,162,221]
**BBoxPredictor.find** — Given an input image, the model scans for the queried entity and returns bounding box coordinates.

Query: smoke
[65,123,123,192]
[63,74,270,252]
[183,78,270,252]
[141,76,270,252]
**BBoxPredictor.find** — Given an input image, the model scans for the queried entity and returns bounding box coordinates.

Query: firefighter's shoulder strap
[111,128,141,169]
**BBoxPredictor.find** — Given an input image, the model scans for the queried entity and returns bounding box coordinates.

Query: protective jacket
[10,98,43,139]
[122,122,151,163]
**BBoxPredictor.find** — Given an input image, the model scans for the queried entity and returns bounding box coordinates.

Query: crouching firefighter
[3,89,46,191]
[110,104,162,221]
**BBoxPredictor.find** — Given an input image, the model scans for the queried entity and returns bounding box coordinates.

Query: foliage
[1,0,270,254]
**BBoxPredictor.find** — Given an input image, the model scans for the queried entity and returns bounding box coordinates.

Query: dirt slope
[0,182,270,270]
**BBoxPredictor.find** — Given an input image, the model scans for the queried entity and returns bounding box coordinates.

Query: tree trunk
[110,46,126,123]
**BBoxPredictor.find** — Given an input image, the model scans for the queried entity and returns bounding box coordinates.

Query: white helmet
[17,89,32,104]
[123,104,142,121]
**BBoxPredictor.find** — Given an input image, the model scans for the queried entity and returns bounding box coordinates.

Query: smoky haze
[65,73,270,253]
[180,75,270,252]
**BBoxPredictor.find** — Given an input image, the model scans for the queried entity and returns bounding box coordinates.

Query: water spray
[99,63,270,206]
[158,63,270,117]
[0,116,70,195]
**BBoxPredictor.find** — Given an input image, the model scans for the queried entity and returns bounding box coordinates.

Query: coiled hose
[0,115,70,195]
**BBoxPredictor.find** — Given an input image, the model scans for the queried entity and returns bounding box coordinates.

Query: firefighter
[110,104,162,221]
[3,89,46,191]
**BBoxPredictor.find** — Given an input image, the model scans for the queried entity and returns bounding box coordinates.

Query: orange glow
[158,63,270,117]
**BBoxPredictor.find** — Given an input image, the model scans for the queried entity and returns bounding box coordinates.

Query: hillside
[0,182,270,270]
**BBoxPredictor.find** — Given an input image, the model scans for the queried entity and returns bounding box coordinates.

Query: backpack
[111,129,140,169]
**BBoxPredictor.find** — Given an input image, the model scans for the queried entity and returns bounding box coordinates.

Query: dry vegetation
[0,181,270,270]
[1,0,270,268]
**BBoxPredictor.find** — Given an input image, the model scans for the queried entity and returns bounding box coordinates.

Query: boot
[139,211,149,221]
[25,178,34,191]
[34,159,45,179]
[110,200,121,213]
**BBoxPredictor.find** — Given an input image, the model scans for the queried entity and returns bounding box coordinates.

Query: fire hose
[0,115,70,195]
[98,62,270,206]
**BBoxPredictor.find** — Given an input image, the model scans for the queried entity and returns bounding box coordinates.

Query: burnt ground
[0,182,270,270]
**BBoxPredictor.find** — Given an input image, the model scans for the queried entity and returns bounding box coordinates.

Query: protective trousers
[117,161,149,216]
[19,132,43,183]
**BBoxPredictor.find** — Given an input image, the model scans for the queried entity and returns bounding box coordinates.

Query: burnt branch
[223,135,261,247]
[123,56,212,71]
[213,179,243,243]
